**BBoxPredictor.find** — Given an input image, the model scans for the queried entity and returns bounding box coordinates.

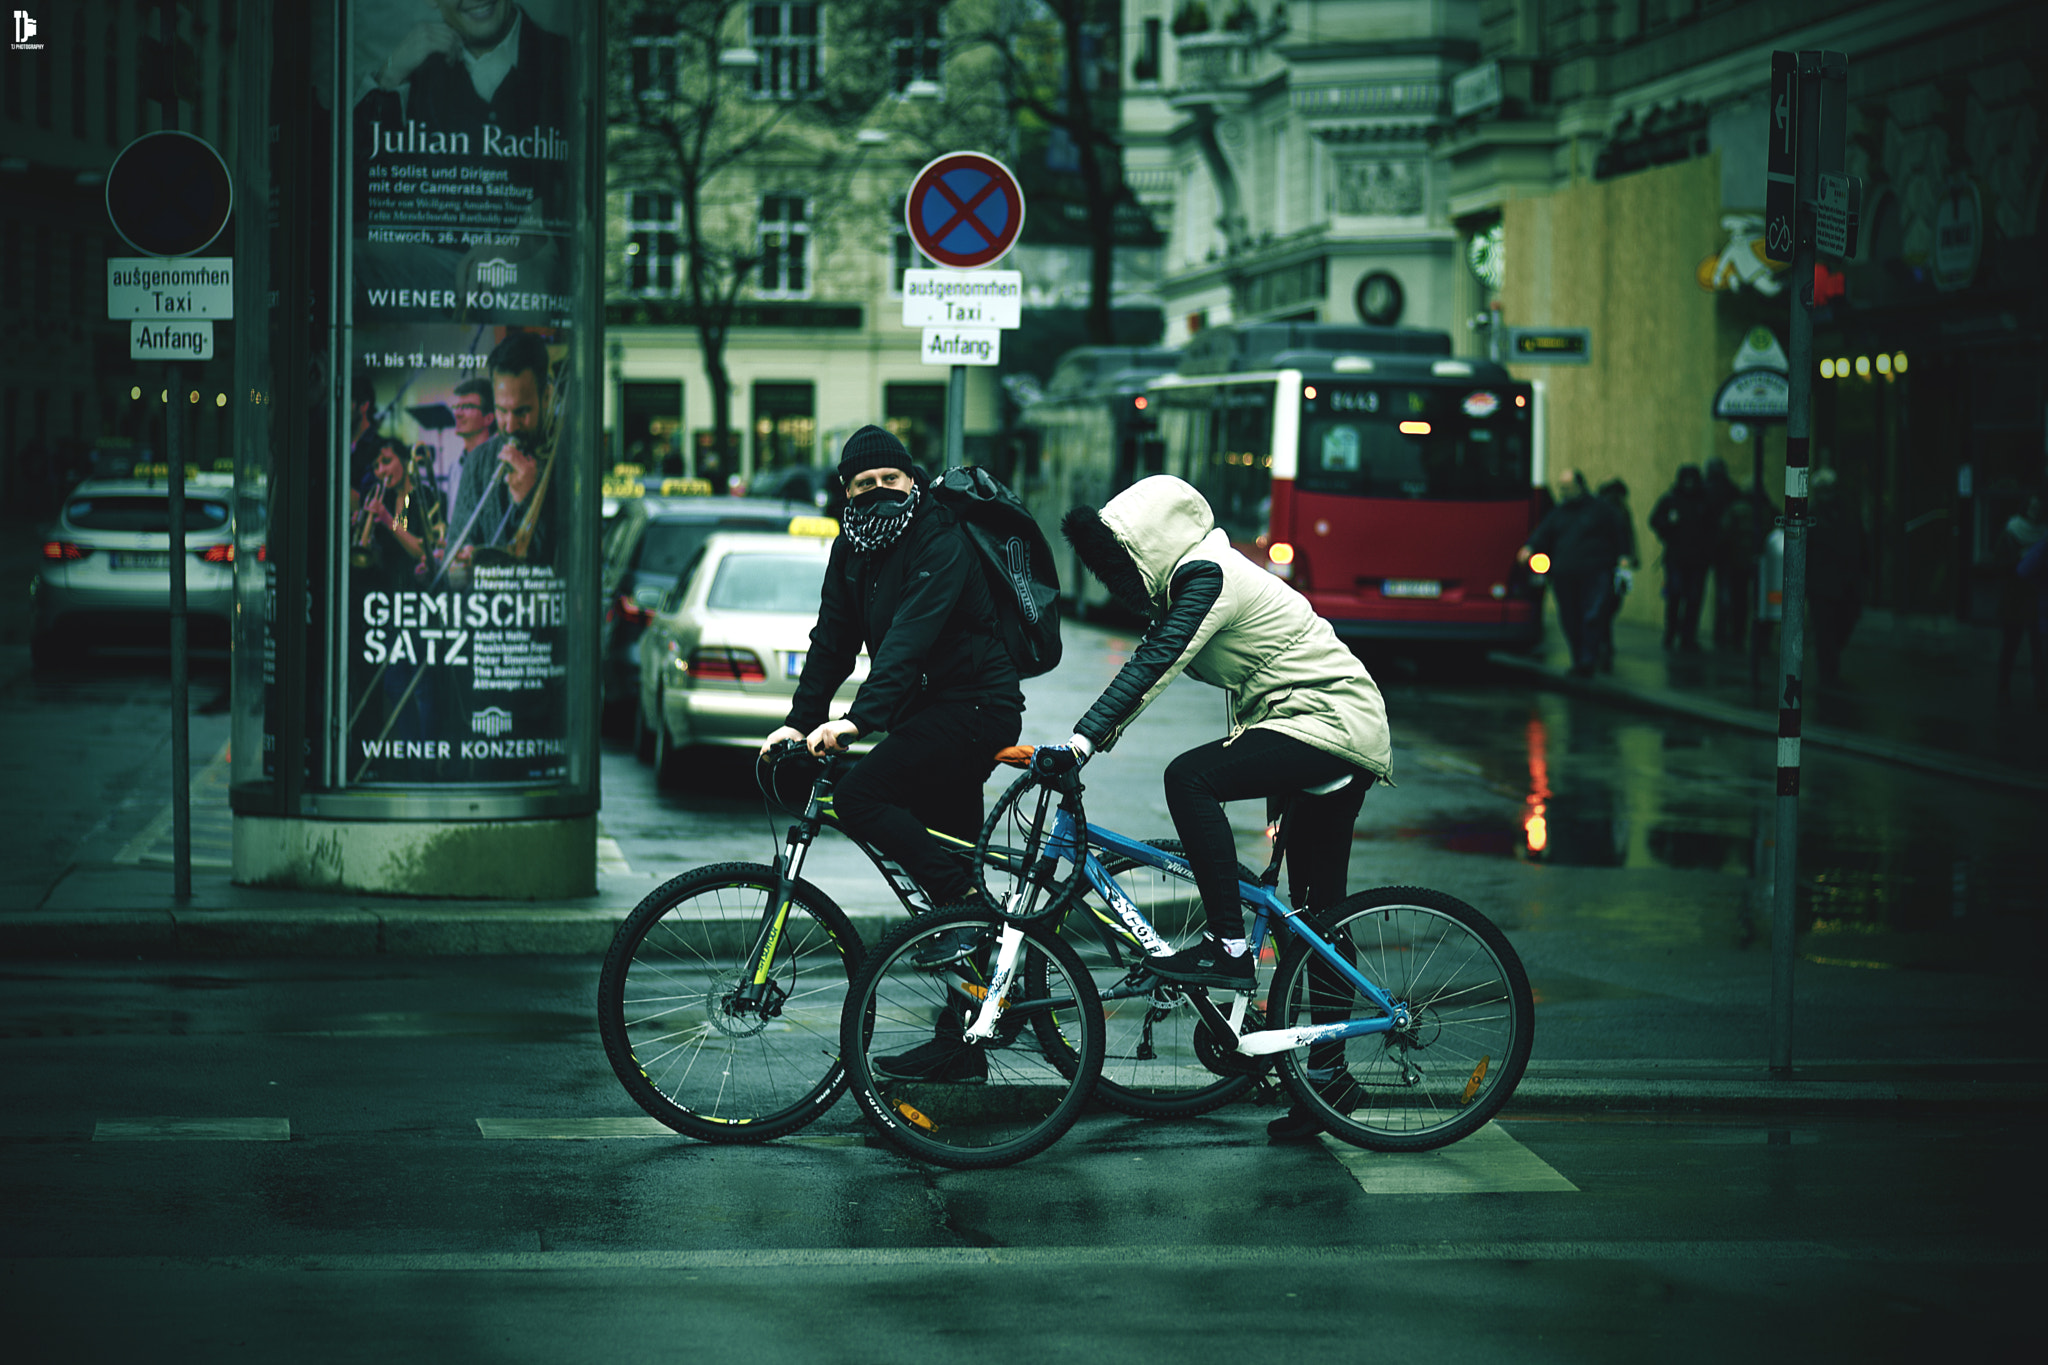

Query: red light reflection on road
[1523,712,1551,856]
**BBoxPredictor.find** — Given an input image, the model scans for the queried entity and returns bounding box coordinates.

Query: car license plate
[111,552,171,571]
[1382,579,1441,598]
[784,651,805,679]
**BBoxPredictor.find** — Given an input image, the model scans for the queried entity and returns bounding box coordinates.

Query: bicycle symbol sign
[905,152,1026,270]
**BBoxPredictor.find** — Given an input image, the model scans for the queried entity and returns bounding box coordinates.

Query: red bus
[1144,323,1546,651]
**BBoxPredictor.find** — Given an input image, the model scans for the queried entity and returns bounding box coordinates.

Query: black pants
[1550,567,1612,672]
[1664,561,1709,647]
[1161,728,1372,939]
[833,700,1022,906]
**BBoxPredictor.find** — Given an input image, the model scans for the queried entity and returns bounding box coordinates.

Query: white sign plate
[922,326,1002,366]
[902,269,1022,329]
[130,320,215,360]
[108,257,234,320]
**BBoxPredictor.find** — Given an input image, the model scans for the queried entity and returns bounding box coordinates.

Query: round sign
[1712,368,1790,423]
[1355,270,1404,326]
[905,152,1025,270]
[106,131,234,257]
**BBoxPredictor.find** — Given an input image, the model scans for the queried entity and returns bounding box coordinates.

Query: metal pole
[1771,50,1835,1076]
[168,365,192,902]
[1751,421,1767,689]
[945,362,966,469]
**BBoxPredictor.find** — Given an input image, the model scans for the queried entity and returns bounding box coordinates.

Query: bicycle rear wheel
[597,863,862,1143]
[1267,886,1532,1152]
[1044,839,1260,1118]
[842,907,1104,1169]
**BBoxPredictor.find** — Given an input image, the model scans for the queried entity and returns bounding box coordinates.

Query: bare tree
[607,1,901,472]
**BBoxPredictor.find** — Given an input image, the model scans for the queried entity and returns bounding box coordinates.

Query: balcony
[1168,31,1257,112]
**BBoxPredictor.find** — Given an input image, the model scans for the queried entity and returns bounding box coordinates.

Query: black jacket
[1527,493,1629,576]
[787,504,1023,736]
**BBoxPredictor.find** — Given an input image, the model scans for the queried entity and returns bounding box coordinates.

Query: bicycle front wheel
[842,907,1104,1169]
[597,863,863,1143]
[1268,887,1533,1152]
[1045,839,1260,1118]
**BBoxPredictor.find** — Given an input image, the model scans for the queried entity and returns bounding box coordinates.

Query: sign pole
[167,364,192,901]
[945,364,966,469]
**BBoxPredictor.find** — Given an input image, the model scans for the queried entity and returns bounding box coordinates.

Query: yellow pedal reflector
[1460,1055,1492,1105]
[896,1101,936,1131]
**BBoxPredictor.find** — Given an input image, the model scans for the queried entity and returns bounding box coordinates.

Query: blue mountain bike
[840,748,1535,1168]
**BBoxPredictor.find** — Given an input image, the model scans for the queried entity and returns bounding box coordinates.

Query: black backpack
[928,465,1064,678]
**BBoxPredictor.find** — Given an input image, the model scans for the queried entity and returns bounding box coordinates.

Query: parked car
[634,530,868,784]
[599,495,839,724]
[31,474,237,667]
[747,464,845,517]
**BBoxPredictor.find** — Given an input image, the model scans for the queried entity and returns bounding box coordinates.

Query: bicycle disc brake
[710,976,786,1038]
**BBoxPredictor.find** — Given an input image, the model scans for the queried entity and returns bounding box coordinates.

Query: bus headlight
[1266,542,1296,581]
[1528,552,1551,575]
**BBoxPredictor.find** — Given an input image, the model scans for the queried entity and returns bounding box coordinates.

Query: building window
[890,195,918,294]
[1134,17,1161,84]
[889,10,944,95]
[752,382,816,474]
[105,24,121,145]
[884,383,946,468]
[631,35,680,100]
[72,14,89,136]
[626,191,682,296]
[751,2,821,101]
[757,193,810,299]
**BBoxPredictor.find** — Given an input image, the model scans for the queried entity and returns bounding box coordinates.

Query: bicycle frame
[963,779,1414,1052]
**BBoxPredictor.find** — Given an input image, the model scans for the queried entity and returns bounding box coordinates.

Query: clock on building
[1355,270,1404,326]
[1466,221,1506,292]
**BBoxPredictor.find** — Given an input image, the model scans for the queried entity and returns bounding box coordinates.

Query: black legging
[833,700,1022,905]
[1161,727,1372,939]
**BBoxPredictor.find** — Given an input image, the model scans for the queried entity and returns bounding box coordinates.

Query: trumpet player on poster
[447,330,558,573]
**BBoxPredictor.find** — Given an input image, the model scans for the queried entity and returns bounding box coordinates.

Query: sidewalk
[1490,607,2048,797]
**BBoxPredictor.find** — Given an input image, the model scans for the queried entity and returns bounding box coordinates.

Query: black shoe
[1145,936,1254,990]
[872,1037,987,1083]
[907,924,989,970]
[1266,1072,1365,1142]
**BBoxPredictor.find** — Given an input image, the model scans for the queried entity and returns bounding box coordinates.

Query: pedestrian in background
[1649,464,1715,651]
[1804,469,1868,686]
[1521,469,1630,677]
[1994,490,2048,704]
[1593,478,1638,673]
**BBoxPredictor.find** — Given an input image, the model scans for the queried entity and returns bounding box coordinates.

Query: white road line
[1322,1121,1578,1194]
[476,1117,676,1139]
[597,835,632,875]
[93,1117,291,1141]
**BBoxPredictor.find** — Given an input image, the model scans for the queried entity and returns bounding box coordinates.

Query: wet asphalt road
[2,624,2042,1360]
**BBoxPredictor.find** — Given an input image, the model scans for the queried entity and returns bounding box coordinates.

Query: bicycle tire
[1036,839,1261,1119]
[841,906,1104,1169]
[597,862,863,1143]
[1267,886,1533,1152]
[972,769,1088,923]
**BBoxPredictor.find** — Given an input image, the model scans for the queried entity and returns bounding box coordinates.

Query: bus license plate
[1383,579,1441,598]
[112,552,171,571]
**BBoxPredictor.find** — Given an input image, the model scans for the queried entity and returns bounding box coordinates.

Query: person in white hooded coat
[1034,476,1395,1138]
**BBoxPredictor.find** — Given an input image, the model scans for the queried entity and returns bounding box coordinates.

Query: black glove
[1032,744,1085,778]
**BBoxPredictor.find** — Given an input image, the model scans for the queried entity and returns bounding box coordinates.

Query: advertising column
[342,0,586,793]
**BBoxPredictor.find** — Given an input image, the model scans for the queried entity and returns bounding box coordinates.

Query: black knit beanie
[837,424,912,486]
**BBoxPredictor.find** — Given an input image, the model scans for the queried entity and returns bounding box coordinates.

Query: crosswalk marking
[476,1117,675,1139]
[93,1117,291,1141]
[1322,1122,1577,1194]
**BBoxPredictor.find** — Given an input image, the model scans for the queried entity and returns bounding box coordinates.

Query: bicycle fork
[731,813,821,1015]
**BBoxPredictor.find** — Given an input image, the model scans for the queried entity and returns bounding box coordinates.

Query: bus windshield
[1298,383,1529,501]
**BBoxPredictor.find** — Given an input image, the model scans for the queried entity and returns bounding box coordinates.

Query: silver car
[634,530,870,783]
[31,474,238,667]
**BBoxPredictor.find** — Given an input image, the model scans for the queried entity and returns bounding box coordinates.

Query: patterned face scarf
[841,481,922,554]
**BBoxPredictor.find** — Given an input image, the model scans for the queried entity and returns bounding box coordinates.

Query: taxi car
[633,530,869,783]
[31,473,237,666]
[599,495,839,724]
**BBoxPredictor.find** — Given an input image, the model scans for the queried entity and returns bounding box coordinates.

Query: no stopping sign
[904,152,1025,270]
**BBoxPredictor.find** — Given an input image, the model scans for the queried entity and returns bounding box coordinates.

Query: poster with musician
[344,323,572,787]
[347,0,576,329]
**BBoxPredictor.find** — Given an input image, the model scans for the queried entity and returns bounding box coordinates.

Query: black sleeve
[845,522,973,735]
[1074,559,1225,750]
[785,538,862,731]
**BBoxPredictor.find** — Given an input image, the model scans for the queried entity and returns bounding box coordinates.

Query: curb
[1486,651,2048,796]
